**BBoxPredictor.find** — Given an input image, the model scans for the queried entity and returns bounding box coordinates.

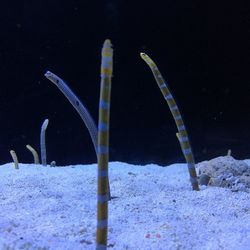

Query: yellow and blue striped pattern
[140,52,199,191]
[96,39,113,250]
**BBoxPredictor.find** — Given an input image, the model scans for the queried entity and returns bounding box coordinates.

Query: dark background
[0,1,249,166]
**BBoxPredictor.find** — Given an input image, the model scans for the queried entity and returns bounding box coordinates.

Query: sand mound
[197,156,250,192]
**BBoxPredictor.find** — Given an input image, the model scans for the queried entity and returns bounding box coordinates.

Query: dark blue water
[0,1,249,166]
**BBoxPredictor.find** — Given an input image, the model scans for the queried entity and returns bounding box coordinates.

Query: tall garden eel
[96,39,113,250]
[44,71,98,154]
[45,70,111,196]
[140,52,199,191]
[45,41,113,249]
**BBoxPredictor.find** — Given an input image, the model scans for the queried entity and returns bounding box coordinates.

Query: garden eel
[44,71,98,155]
[10,150,19,169]
[40,119,49,166]
[140,52,199,191]
[96,39,113,250]
[26,144,40,164]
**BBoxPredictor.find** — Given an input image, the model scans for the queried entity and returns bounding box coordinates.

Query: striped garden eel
[96,39,113,250]
[140,52,199,191]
